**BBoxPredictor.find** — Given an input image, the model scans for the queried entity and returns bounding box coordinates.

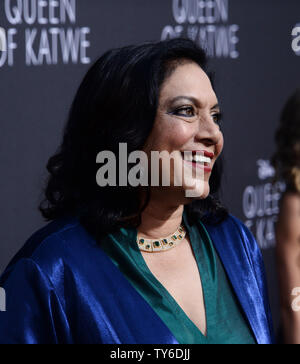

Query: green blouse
[100,210,256,344]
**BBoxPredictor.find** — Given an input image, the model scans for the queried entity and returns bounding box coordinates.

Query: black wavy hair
[272,89,300,193]
[39,38,228,241]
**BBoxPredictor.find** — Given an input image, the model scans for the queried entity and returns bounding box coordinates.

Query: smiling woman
[0,38,275,344]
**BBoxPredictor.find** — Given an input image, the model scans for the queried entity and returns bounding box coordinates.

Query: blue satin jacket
[0,214,275,344]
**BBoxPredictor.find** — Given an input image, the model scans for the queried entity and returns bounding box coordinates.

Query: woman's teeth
[181,153,212,166]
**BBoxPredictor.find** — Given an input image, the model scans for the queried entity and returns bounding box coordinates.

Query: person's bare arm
[276,193,300,344]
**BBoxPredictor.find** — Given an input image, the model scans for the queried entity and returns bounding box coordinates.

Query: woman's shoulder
[204,212,253,236]
[277,191,300,243]
[279,191,300,215]
[202,212,260,254]
[202,213,267,292]
[1,216,98,282]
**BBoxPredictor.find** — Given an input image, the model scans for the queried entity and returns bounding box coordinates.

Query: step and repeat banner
[1,0,300,329]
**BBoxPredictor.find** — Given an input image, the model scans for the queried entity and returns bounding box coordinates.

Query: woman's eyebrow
[164,96,220,110]
[211,103,220,111]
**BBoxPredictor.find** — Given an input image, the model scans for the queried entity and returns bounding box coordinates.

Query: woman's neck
[137,199,184,239]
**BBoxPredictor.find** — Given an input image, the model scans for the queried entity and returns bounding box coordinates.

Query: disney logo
[257,160,275,181]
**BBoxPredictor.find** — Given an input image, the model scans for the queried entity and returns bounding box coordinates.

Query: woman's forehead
[159,63,217,106]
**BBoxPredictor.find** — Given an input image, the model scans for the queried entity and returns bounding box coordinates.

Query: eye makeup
[212,112,223,125]
[172,106,196,118]
[167,104,223,126]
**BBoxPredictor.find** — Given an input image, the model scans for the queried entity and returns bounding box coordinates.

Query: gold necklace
[136,224,186,252]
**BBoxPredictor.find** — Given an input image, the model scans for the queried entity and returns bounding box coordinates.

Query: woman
[0,38,274,344]
[272,90,300,344]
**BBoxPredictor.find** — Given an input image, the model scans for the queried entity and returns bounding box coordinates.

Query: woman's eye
[212,112,223,125]
[174,107,195,117]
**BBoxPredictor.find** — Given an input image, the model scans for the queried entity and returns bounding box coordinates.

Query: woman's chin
[182,183,210,200]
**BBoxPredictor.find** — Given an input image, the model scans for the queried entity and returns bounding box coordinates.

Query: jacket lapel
[203,216,274,344]
[97,244,179,344]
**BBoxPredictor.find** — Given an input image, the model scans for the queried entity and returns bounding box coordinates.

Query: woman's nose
[195,116,222,146]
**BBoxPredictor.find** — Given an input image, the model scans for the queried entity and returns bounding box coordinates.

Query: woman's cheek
[216,133,224,157]
[170,123,194,147]
[159,124,190,151]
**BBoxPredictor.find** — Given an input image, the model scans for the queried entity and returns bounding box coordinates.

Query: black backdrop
[1,0,300,331]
